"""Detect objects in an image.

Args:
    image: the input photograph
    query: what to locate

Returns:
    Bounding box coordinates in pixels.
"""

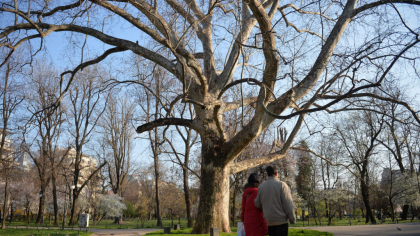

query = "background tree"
[336,111,384,224]
[294,140,313,204]
[163,103,199,228]
[67,66,108,225]
[0,51,23,229]
[99,93,135,224]
[23,62,65,225]
[94,194,127,223]
[377,90,418,220]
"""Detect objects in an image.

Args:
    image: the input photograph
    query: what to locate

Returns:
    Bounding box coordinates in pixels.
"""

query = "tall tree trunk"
[36,186,46,224]
[52,172,59,226]
[389,199,395,222]
[9,202,13,224]
[183,164,193,228]
[1,177,9,229]
[411,204,415,220]
[154,156,162,227]
[325,199,329,218]
[153,74,162,228]
[231,189,236,227]
[70,192,79,226]
[360,181,376,224]
[92,208,97,226]
[192,161,230,233]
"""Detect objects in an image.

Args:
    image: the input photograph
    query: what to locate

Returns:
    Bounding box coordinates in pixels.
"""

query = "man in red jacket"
[254,166,296,236]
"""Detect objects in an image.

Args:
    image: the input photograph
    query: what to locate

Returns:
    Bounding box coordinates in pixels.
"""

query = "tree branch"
[0,23,179,76]
[136,118,197,134]
[353,1,420,17]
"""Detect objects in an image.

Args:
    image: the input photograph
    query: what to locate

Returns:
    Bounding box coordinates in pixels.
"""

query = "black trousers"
[268,223,289,236]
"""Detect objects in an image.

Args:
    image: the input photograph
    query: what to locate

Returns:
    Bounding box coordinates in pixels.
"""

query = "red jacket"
[241,186,268,236]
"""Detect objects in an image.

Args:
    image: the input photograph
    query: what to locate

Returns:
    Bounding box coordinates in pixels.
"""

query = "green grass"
[145,228,333,236]
[0,228,92,236]
[87,219,186,229]
[289,217,420,227]
[0,218,181,229]
[6,216,420,230]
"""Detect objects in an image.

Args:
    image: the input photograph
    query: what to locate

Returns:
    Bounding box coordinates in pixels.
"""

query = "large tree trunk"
[192,161,230,233]
[1,177,9,229]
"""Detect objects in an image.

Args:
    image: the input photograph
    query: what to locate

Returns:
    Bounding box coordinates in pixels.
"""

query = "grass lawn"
[87,219,187,229]
[0,219,178,229]
[0,228,92,236]
[146,228,333,236]
[289,217,420,227]
[6,216,419,230]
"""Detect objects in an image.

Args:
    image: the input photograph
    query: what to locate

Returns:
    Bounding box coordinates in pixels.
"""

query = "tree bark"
[192,161,230,233]
[230,189,236,227]
[360,180,376,224]
[182,128,194,228]
[36,185,47,224]
[1,176,9,229]
[52,171,59,226]
[183,161,193,228]
[70,193,79,226]
[389,199,395,221]
[153,73,162,228]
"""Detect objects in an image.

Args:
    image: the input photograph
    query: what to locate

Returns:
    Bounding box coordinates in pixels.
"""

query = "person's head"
[247,173,260,184]
[266,165,278,177]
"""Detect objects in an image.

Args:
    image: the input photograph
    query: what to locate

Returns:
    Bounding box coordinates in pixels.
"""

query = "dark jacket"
[241,185,268,236]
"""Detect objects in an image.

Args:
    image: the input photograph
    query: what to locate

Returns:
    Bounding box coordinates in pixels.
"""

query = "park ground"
[29,217,418,229]
[1,218,420,235]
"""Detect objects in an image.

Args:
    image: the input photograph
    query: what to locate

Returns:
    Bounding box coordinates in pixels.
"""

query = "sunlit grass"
[0,228,92,236]
[289,217,420,227]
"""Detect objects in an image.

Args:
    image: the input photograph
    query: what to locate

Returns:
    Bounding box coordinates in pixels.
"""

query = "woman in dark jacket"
[241,173,268,236]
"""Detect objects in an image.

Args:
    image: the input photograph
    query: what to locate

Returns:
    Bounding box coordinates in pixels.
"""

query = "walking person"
[254,166,296,236]
[241,173,268,236]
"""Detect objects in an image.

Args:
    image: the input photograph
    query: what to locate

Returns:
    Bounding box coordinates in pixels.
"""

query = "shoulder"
[278,181,290,190]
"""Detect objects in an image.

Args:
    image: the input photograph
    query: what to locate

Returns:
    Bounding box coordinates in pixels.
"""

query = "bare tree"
[164,103,199,228]
[23,63,68,226]
[377,91,418,220]
[2,0,420,232]
[99,93,135,224]
[0,53,23,228]
[67,66,108,225]
[336,111,384,224]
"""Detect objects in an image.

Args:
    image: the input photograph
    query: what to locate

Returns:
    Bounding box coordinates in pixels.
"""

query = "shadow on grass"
[145,228,332,236]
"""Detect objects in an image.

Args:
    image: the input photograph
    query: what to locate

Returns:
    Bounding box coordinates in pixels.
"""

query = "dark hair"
[248,173,260,184]
[266,165,278,176]
[244,173,260,189]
